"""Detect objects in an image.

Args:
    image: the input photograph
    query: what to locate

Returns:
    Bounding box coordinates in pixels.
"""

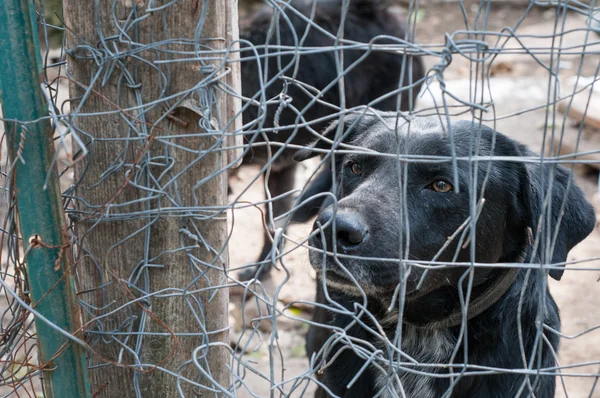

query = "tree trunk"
[63,0,239,396]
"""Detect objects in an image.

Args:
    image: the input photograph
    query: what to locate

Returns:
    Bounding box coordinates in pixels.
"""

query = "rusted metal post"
[0,0,91,397]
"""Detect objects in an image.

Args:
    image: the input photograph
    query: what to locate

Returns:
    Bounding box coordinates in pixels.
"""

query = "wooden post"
[63,0,240,396]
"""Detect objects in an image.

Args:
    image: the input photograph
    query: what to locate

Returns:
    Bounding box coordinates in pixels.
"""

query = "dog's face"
[295,112,595,299]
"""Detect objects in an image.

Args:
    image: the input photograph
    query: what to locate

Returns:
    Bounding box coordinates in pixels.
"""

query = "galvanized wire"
[1,0,600,397]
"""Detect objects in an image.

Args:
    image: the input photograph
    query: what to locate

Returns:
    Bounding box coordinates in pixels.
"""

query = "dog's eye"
[349,162,362,176]
[429,180,453,193]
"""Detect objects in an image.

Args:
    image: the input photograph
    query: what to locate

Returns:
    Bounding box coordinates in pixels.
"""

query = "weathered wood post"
[63,0,241,395]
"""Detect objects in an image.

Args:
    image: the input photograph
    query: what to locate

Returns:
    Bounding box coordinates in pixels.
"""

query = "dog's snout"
[315,209,368,251]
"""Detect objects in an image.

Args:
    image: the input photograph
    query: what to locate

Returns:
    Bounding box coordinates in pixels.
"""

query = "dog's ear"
[472,124,596,281]
[293,112,367,162]
[504,137,596,281]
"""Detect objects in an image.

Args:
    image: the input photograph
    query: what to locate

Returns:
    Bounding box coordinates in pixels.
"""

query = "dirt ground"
[228,3,600,398]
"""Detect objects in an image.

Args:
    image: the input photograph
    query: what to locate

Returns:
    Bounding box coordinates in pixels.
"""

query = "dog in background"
[294,112,596,397]
[235,0,425,281]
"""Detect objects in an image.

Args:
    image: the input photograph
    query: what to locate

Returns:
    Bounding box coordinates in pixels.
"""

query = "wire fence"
[1,0,600,396]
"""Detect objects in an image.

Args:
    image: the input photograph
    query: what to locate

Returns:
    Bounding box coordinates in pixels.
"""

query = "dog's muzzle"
[310,208,369,253]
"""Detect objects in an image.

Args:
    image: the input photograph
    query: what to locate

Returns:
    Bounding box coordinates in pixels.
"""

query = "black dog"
[236,0,424,281]
[294,112,596,397]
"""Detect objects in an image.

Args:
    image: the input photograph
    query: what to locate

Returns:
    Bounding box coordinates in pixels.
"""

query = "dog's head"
[294,111,595,300]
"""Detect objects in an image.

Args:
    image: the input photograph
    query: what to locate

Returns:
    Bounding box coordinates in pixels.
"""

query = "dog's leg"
[238,165,297,281]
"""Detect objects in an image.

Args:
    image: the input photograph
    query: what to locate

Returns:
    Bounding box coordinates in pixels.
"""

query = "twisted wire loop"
[1,0,600,397]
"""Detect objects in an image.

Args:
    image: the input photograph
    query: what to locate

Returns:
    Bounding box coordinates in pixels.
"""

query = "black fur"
[295,112,596,397]
[236,0,425,280]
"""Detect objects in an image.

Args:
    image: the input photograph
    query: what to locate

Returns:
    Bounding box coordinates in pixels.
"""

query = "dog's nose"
[314,209,368,251]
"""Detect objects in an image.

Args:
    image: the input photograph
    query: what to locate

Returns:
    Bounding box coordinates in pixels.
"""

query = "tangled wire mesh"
[1,0,600,397]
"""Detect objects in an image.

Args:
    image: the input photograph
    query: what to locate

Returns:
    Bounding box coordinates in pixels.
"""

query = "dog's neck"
[381,239,532,330]
[322,241,558,398]
[401,267,521,329]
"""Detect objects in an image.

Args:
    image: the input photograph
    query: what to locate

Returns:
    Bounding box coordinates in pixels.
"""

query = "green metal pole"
[0,1,91,397]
